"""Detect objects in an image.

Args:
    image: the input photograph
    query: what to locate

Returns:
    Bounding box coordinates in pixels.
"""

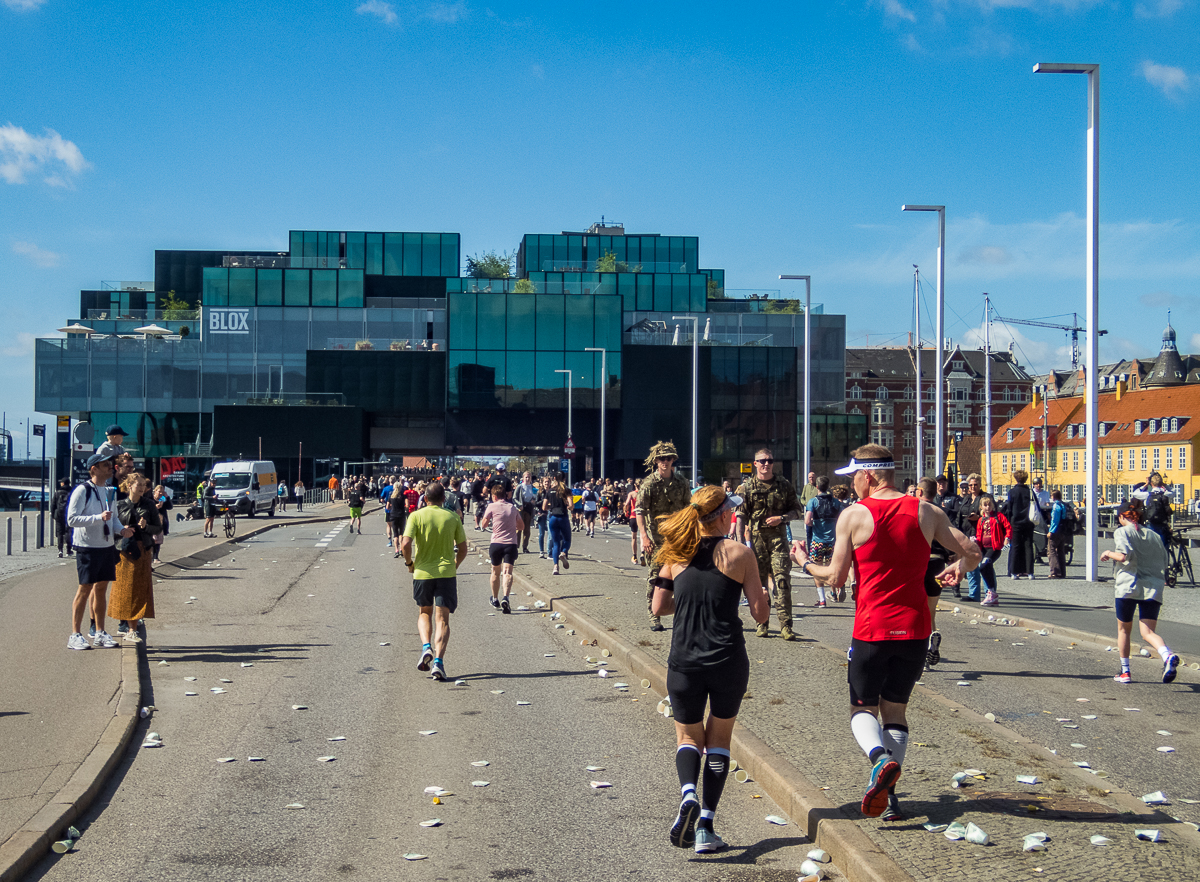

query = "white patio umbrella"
[57,323,96,334]
[132,324,172,337]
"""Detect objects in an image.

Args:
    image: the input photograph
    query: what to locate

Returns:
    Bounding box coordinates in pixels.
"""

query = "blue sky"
[2,0,1198,453]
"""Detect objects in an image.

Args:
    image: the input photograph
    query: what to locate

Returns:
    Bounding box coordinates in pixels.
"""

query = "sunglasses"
[756,458,774,465]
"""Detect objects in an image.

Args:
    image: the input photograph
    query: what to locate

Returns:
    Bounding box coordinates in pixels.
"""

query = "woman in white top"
[1099,498,1180,684]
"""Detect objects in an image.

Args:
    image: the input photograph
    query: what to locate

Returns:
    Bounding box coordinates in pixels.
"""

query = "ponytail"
[655,486,728,567]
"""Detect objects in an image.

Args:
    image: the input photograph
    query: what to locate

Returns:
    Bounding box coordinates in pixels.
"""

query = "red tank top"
[852,495,932,642]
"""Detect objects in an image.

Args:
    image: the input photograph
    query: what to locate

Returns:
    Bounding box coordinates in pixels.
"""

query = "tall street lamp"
[1035,61,1100,582]
[584,347,606,481]
[778,275,811,481]
[671,316,699,488]
[901,205,945,474]
[555,369,573,488]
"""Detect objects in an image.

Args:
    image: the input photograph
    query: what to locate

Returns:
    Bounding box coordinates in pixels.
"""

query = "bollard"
[37,512,44,549]
[6,518,10,556]
[22,515,28,552]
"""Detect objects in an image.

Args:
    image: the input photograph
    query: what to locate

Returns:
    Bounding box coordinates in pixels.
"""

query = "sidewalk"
[498,533,1200,882]
[0,502,353,882]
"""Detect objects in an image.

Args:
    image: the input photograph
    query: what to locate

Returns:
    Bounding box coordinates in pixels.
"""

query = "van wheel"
[248,504,257,518]
[268,501,276,518]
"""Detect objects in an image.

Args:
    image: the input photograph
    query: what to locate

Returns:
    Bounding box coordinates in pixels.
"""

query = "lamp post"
[671,316,699,488]
[901,204,945,474]
[584,347,606,482]
[779,275,811,481]
[33,424,45,548]
[1035,61,1100,583]
[555,369,573,488]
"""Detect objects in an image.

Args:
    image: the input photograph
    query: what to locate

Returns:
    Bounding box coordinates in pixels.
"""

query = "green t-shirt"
[403,505,467,580]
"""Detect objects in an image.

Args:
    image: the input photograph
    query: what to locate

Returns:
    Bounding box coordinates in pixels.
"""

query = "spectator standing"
[515,472,539,553]
[1046,489,1068,578]
[957,474,987,601]
[804,476,844,608]
[66,452,131,650]
[1006,470,1035,579]
[202,478,218,538]
[535,476,552,558]
[294,479,305,513]
[277,479,288,512]
[636,442,692,632]
[110,473,161,644]
[400,483,468,682]
[52,478,73,558]
[151,484,171,563]
[974,495,1010,607]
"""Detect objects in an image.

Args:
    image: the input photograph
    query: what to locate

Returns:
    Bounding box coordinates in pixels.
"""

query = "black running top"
[665,537,747,672]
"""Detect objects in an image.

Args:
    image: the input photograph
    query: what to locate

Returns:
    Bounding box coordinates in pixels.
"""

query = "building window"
[1117,449,1124,471]
[1166,448,1173,470]
[1077,423,1085,438]
[1009,409,1016,420]
[872,403,894,425]
[1181,447,1187,471]
[1006,429,1014,443]
[902,454,915,472]
[1099,422,1107,437]
[953,360,964,370]
[925,455,935,473]
[1105,450,1112,471]
[1153,448,1161,470]
[870,429,894,448]
[1141,448,1148,471]
[1066,425,1075,439]
[1135,420,1143,435]
[903,406,914,425]
[1073,451,1079,472]
[850,384,862,400]
[1129,449,1136,471]
[903,431,914,449]
[876,386,888,401]
[1150,419,1158,434]
[1171,418,1179,433]
[1001,454,1008,473]
[1020,454,1026,470]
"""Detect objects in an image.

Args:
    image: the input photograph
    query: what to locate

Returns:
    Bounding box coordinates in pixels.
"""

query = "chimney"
[1116,379,1127,400]
[1032,388,1041,408]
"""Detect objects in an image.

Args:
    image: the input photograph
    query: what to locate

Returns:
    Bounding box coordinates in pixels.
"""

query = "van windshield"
[212,473,251,490]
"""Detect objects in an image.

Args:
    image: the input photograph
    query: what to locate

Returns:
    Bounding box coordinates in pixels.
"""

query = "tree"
[513,278,537,293]
[158,290,193,310]
[595,251,617,273]
[466,250,514,279]
[707,279,725,300]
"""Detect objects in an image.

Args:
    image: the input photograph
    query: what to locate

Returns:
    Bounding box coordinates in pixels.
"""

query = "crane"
[991,312,1107,369]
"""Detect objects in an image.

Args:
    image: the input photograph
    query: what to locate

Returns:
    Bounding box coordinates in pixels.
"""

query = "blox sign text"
[208,308,251,334]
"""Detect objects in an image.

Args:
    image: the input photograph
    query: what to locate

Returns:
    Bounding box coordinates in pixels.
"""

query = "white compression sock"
[850,712,886,759]
[1160,645,1173,661]
[816,585,827,603]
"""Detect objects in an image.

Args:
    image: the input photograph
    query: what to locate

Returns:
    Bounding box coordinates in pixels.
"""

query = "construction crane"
[991,312,1107,369]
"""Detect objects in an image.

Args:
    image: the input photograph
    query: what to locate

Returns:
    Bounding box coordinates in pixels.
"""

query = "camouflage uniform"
[735,474,801,636]
[635,469,691,624]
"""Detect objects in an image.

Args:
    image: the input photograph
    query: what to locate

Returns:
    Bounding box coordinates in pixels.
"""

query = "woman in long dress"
[109,473,161,644]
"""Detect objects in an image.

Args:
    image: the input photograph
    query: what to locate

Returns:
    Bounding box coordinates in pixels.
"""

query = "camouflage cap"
[643,440,679,472]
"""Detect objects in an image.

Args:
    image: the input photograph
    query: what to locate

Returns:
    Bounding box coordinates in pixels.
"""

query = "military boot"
[755,622,770,638]
[780,625,798,641]
[650,616,665,632]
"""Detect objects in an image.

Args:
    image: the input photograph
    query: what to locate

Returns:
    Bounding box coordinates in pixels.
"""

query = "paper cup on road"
[640,679,651,689]
[734,769,750,784]
[601,649,611,658]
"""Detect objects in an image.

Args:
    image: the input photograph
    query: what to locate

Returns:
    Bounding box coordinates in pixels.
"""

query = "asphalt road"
[25,514,827,882]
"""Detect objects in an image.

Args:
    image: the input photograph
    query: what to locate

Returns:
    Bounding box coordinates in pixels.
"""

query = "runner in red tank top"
[791,444,980,820]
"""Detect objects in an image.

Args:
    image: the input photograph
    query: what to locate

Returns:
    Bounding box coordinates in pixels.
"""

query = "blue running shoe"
[669,795,700,848]
[1163,653,1180,684]
[693,827,726,853]
[417,647,433,672]
[861,756,901,818]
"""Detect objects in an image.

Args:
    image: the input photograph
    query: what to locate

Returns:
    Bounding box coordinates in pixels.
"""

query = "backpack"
[1146,492,1171,525]
[1059,503,1078,533]
[442,489,462,514]
[812,494,840,523]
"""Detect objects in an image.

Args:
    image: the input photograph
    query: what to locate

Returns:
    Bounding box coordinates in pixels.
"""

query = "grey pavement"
[503,523,1200,882]
[19,510,824,882]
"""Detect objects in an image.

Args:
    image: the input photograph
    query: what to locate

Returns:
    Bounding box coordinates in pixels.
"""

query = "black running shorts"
[413,577,458,613]
[76,546,117,585]
[1115,597,1162,623]
[489,543,518,566]
[847,638,927,707]
[667,655,751,725]
[924,558,946,598]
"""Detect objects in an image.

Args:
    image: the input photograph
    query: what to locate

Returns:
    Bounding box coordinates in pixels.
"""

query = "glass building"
[35,223,846,486]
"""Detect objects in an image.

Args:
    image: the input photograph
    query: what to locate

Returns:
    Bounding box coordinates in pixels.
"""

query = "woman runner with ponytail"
[651,486,770,854]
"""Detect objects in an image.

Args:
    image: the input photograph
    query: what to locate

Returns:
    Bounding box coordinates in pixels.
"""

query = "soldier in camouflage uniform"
[735,447,802,640]
[635,441,692,632]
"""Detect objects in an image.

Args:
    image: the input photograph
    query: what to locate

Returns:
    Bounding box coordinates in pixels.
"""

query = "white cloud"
[12,240,61,268]
[423,0,467,22]
[1135,0,1184,18]
[902,33,924,52]
[3,0,48,10]
[958,245,1012,265]
[1139,60,1190,98]
[876,0,917,21]
[955,0,1103,10]
[2,332,36,359]
[356,0,397,24]
[0,124,90,187]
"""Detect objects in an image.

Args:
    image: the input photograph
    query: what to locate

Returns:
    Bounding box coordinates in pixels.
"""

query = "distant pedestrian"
[1046,489,1068,578]
[294,480,305,513]
[110,473,161,644]
[277,480,288,512]
[151,484,171,563]
[543,474,572,575]
[973,495,1010,607]
[651,485,769,853]
[804,475,844,608]
[1101,498,1179,685]
[400,482,468,682]
[515,472,538,552]
[347,482,364,533]
[66,451,132,650]
[52,478,73,558]
[1006,470,1035,579]
[636,441,691,632]
[386,481,407,556]
[202,478,218,538]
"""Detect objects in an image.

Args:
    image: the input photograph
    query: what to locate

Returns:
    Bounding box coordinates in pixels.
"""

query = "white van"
[210,460,279,517]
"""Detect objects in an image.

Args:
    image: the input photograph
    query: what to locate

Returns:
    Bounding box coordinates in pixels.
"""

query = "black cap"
[86,451,116,469]
[105,424,127,437]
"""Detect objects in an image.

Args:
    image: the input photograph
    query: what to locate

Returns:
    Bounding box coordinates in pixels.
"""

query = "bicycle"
[1166,529,1193,587]
[220,504,237,539]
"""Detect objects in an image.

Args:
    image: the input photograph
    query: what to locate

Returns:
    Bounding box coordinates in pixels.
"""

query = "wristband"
[802,561,813,576]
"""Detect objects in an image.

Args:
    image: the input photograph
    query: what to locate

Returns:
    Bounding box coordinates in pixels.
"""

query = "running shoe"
[489,596,501,610]
[552,565,559,576]
[430,660,447,681]
[93,630,117,648]
[117,620,129,634]
[349,525,353,534]
[861,755,902,818]
[89,619,96,638]
[669,795,700,848]
[881,794,904,822]
[560,552,569,570]
[500,596,511,614]
[123,631,143,644]
[417,647,434,672]
[67,633,91,651]
[927,630,942,666]
[980,591,999,607]
[693,828,726,853]
[816,601,827,608]
[1163,653,1180,684]
[1114,671,1132,684]
[394,551,400,559]
[835,586,847,603]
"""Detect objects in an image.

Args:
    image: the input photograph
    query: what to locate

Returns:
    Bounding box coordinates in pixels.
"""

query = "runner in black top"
[651,486,769,855]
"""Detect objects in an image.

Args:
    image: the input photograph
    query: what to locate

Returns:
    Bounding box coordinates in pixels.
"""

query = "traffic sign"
[564,438,576,455]
[740,462,752,474]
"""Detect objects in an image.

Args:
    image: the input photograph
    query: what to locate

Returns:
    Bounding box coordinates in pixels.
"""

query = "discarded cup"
[1157,746,1176,753]
[590,781,612,789]
[402,854,427,861]
[1135,829,1164,842]
[1090,835,1113,846]
[806,849,830,863]
[1142,791,1169,805]
[471,780,489,787]
[285,803,305,809]
[601,649,612,658]
[734,769,750,784]
[765,815,788,826]
[923,823,948,832]
[419,819,443,827]
[640,679,651,688]
[944,822,967,841]
[598,670,609,678]
[1017,775,1039,785]
[317,756,336,762]
[1023,835,1046,852]
[472,761,490,767]
[292,705,308,711]
[965,822,989,845]
[799,860,825,879]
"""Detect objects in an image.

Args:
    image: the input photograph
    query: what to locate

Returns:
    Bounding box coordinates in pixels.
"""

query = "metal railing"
[323,338,445,352]
[85,309,199,321]
[539,259,694,274]
[223,255,346,269]
[236,392,347,407]
[623,329,775,347]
